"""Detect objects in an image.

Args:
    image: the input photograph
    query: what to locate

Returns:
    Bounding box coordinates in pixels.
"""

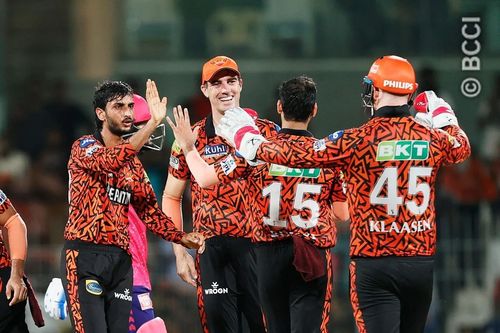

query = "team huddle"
[0,54,470,333]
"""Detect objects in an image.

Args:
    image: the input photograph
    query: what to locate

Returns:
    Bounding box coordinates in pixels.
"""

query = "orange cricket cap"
[201,56,240,84]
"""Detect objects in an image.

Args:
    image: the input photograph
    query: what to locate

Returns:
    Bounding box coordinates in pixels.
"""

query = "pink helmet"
[122,94,165,151]
[133,94,151,124]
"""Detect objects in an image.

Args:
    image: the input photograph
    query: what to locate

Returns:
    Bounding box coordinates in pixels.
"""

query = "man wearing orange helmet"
[216,55,471,333]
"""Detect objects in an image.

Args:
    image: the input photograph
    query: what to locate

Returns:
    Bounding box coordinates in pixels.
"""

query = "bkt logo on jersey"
[383,80,414,90]
[205,144,227,157]
[376,140,429,161]
[269,164,320,178]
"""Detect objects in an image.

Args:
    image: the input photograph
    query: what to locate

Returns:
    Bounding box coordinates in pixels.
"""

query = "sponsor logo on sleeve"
[0,190,6,205]
[169,156,180,169]
[221,155,237,175]
[171,141,182,154]
[313,139,326,151]
[328,130,344,142]
[137,292,153,310]
[80,138,96,148]
[85,146,99,157]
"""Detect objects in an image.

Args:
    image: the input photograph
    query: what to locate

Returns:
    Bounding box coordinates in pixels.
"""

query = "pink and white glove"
[413,90,458,128]
[216,107,266,161]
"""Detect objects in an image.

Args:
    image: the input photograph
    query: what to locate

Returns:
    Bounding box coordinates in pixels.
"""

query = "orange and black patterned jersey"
[256,105,471,257]
[168,111,279,239]
[0,190,12,268]
[214,129,346,248]
[65,132,185,251]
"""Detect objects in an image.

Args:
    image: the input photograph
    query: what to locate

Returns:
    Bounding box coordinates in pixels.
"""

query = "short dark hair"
[278,76,317,122]
[93,80,133,130]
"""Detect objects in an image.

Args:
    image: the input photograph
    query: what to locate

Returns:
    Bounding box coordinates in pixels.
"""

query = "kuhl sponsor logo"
[376,140,429,161]
[204,282,228,295]
[205,144,228,157]
[269,164,320,178]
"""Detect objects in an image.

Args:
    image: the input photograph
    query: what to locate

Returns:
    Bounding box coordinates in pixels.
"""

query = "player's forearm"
[146,215,186,244]
[5,213,27,261]
[10,259,25,279]
[128,118,161,151]
[162,193,183,230]
[185,151,219,188]
[442,125,471,164]
[332,202,349,222]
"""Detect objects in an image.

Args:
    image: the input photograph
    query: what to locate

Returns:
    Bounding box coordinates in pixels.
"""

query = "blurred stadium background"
[0,0,499,332]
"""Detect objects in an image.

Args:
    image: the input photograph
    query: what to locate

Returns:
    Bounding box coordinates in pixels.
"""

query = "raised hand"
[145,79,168,125]
[166,106,199,153]
[413,90,458,129]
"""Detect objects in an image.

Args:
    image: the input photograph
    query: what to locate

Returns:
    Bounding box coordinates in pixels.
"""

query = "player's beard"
[107,116,133,136]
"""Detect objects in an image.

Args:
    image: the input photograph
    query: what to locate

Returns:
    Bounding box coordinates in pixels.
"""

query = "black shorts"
[254,239,333,333]
[196,236,266,333]
[61,240,133,333]
[0,266,28,333]
[349,256,434,333]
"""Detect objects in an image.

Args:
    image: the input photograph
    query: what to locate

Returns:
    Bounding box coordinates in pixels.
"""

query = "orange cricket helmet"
[367,55,418,95]
[362,55,418,117]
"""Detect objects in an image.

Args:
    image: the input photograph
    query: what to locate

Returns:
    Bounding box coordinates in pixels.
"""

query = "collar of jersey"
[373,105,411,118]
[205,113,217,138]
[279,128,314,137]
[94,130,105,145]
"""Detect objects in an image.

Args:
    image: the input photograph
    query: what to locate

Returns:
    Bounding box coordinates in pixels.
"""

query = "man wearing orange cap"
[162,56,278,333]
[217,55,471,333]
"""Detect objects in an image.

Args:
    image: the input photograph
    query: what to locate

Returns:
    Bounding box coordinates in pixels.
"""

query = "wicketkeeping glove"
[413,90,458,128]
[44,278,67,320]
[216,107,267,161]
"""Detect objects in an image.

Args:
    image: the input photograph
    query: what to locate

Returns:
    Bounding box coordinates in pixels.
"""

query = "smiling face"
[96,94,135,136]
[201,69,243,118]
